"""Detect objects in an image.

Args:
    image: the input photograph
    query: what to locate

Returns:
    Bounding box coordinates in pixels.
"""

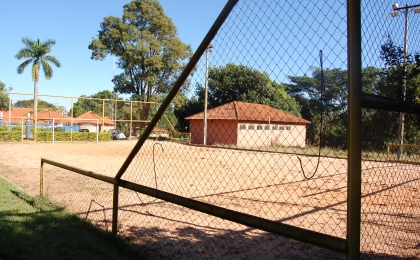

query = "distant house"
[185,101,310,148]
[74,111,115,132]
[0,108,70,125]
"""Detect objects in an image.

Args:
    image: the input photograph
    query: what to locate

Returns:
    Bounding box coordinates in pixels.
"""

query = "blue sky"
[0,0,227,109]
[2,0,419,111]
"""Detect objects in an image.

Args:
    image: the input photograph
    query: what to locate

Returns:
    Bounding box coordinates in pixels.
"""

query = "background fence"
[0,92,181,142]
[38,0,420,259]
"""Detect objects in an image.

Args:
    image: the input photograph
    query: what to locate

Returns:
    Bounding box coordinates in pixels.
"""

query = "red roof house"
[74,111,115,132]
[185,101,310,148]
[0,108,70,124]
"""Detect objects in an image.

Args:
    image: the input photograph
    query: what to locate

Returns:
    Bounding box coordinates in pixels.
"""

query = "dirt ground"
[0,140,419,259]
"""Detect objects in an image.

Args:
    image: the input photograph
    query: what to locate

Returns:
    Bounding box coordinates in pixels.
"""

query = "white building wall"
[237,123,307,148]
[78,123,114,132]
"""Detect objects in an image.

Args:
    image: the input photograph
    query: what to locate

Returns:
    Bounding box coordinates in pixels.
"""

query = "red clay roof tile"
[185,101,310,124]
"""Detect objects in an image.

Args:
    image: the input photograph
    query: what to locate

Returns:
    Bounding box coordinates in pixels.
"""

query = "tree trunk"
[32,80,38,140]
[139,102,151,130]
[33,80,38,118]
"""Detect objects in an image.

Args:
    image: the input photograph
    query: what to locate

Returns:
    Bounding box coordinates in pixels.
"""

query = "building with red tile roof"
[0,108,70,124]
[0,109,115,133]
[185,101,310,148]
[74,111,115,132]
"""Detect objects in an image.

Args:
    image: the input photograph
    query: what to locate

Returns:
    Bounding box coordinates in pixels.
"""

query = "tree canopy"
[0,81,8,110]
[199,63,301,115]
[88,0,192,125]
[13,99,66,114]
[287,67,348,147]
[70,90,118,118]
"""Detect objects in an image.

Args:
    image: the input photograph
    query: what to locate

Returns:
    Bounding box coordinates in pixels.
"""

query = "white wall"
[237,123,307,148]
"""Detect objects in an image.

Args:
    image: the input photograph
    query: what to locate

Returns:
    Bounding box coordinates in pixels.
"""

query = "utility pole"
[203,44,213,145]
[8,84,12,132]
[391,3,420,160]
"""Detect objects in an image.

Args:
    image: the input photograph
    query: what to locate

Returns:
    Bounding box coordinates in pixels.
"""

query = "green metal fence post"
[347,0,362,258]
[112,183,119,236]
[40,159,44,195]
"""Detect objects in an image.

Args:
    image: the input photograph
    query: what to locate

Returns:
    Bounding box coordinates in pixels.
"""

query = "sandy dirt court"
[0,140,419,259]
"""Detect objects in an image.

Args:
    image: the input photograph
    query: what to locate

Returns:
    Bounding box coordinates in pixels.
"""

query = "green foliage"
[0,131,22,141]
[36,132,112,142]
[202,63,302,116]
[15,38,61,82]
[15,37,61,120]
[361,36,420,151]
[89,0,192,123]
[70,90,118,117]
[0,131,111,142]
[0,81,9,110]
[287,67,348,148]
[14,99,58,110]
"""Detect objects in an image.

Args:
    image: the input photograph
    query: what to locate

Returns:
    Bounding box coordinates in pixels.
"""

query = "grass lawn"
[0,176,151,260]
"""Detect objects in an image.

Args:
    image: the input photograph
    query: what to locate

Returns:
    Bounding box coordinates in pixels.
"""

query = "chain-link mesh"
[42,163,114,231]
[39,0,420,259]
[118,0,348,259]
[361,0,420,258]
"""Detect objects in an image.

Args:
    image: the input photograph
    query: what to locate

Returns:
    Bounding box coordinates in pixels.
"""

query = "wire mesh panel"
[360,110,420,258]
[117,0,349,258]
[37,0,420,258]
[361,0,420,258]
[42,163,114,231]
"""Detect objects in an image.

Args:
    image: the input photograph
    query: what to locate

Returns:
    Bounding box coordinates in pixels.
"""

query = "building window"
[272,125,278,130]
[286,126,291,131]
[264,125,270,130]
[280,126,285,131]
[239,124,246,130]
[257,125,263,130]
[248,124,255,130]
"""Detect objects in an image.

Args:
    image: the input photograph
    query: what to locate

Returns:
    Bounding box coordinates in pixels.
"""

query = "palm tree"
[15,37,61,120]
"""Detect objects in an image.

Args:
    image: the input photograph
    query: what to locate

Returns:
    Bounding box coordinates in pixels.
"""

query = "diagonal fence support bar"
[117,179,348,253]
[41,158,116,185]
[347,0,362,259]
[114,0,239,180]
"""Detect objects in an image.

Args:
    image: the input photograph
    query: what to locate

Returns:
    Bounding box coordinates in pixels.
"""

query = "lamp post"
[8,85,12,132]
[391,3,420,160]
[203,44,213,145]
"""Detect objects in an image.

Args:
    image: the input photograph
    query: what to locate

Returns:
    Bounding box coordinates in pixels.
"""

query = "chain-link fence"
[361,0,420,258]
[39,0,420,259]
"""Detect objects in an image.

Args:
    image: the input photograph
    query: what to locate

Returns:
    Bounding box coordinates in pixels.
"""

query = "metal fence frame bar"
[347,0,362,259]
[117,179,348,252]
[40,158,347,252]
[362,93,420,113]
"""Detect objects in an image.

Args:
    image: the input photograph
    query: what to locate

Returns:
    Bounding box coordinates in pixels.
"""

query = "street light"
[203,43,213,145]
[390,2,420,160]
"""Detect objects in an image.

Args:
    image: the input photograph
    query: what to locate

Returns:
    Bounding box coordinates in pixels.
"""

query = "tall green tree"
[15,38,61,120]
[287,67,348,148]
[200,63,301,115]
[361,37,420,151]
[88,0,192,127]
[0,81,9,110]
